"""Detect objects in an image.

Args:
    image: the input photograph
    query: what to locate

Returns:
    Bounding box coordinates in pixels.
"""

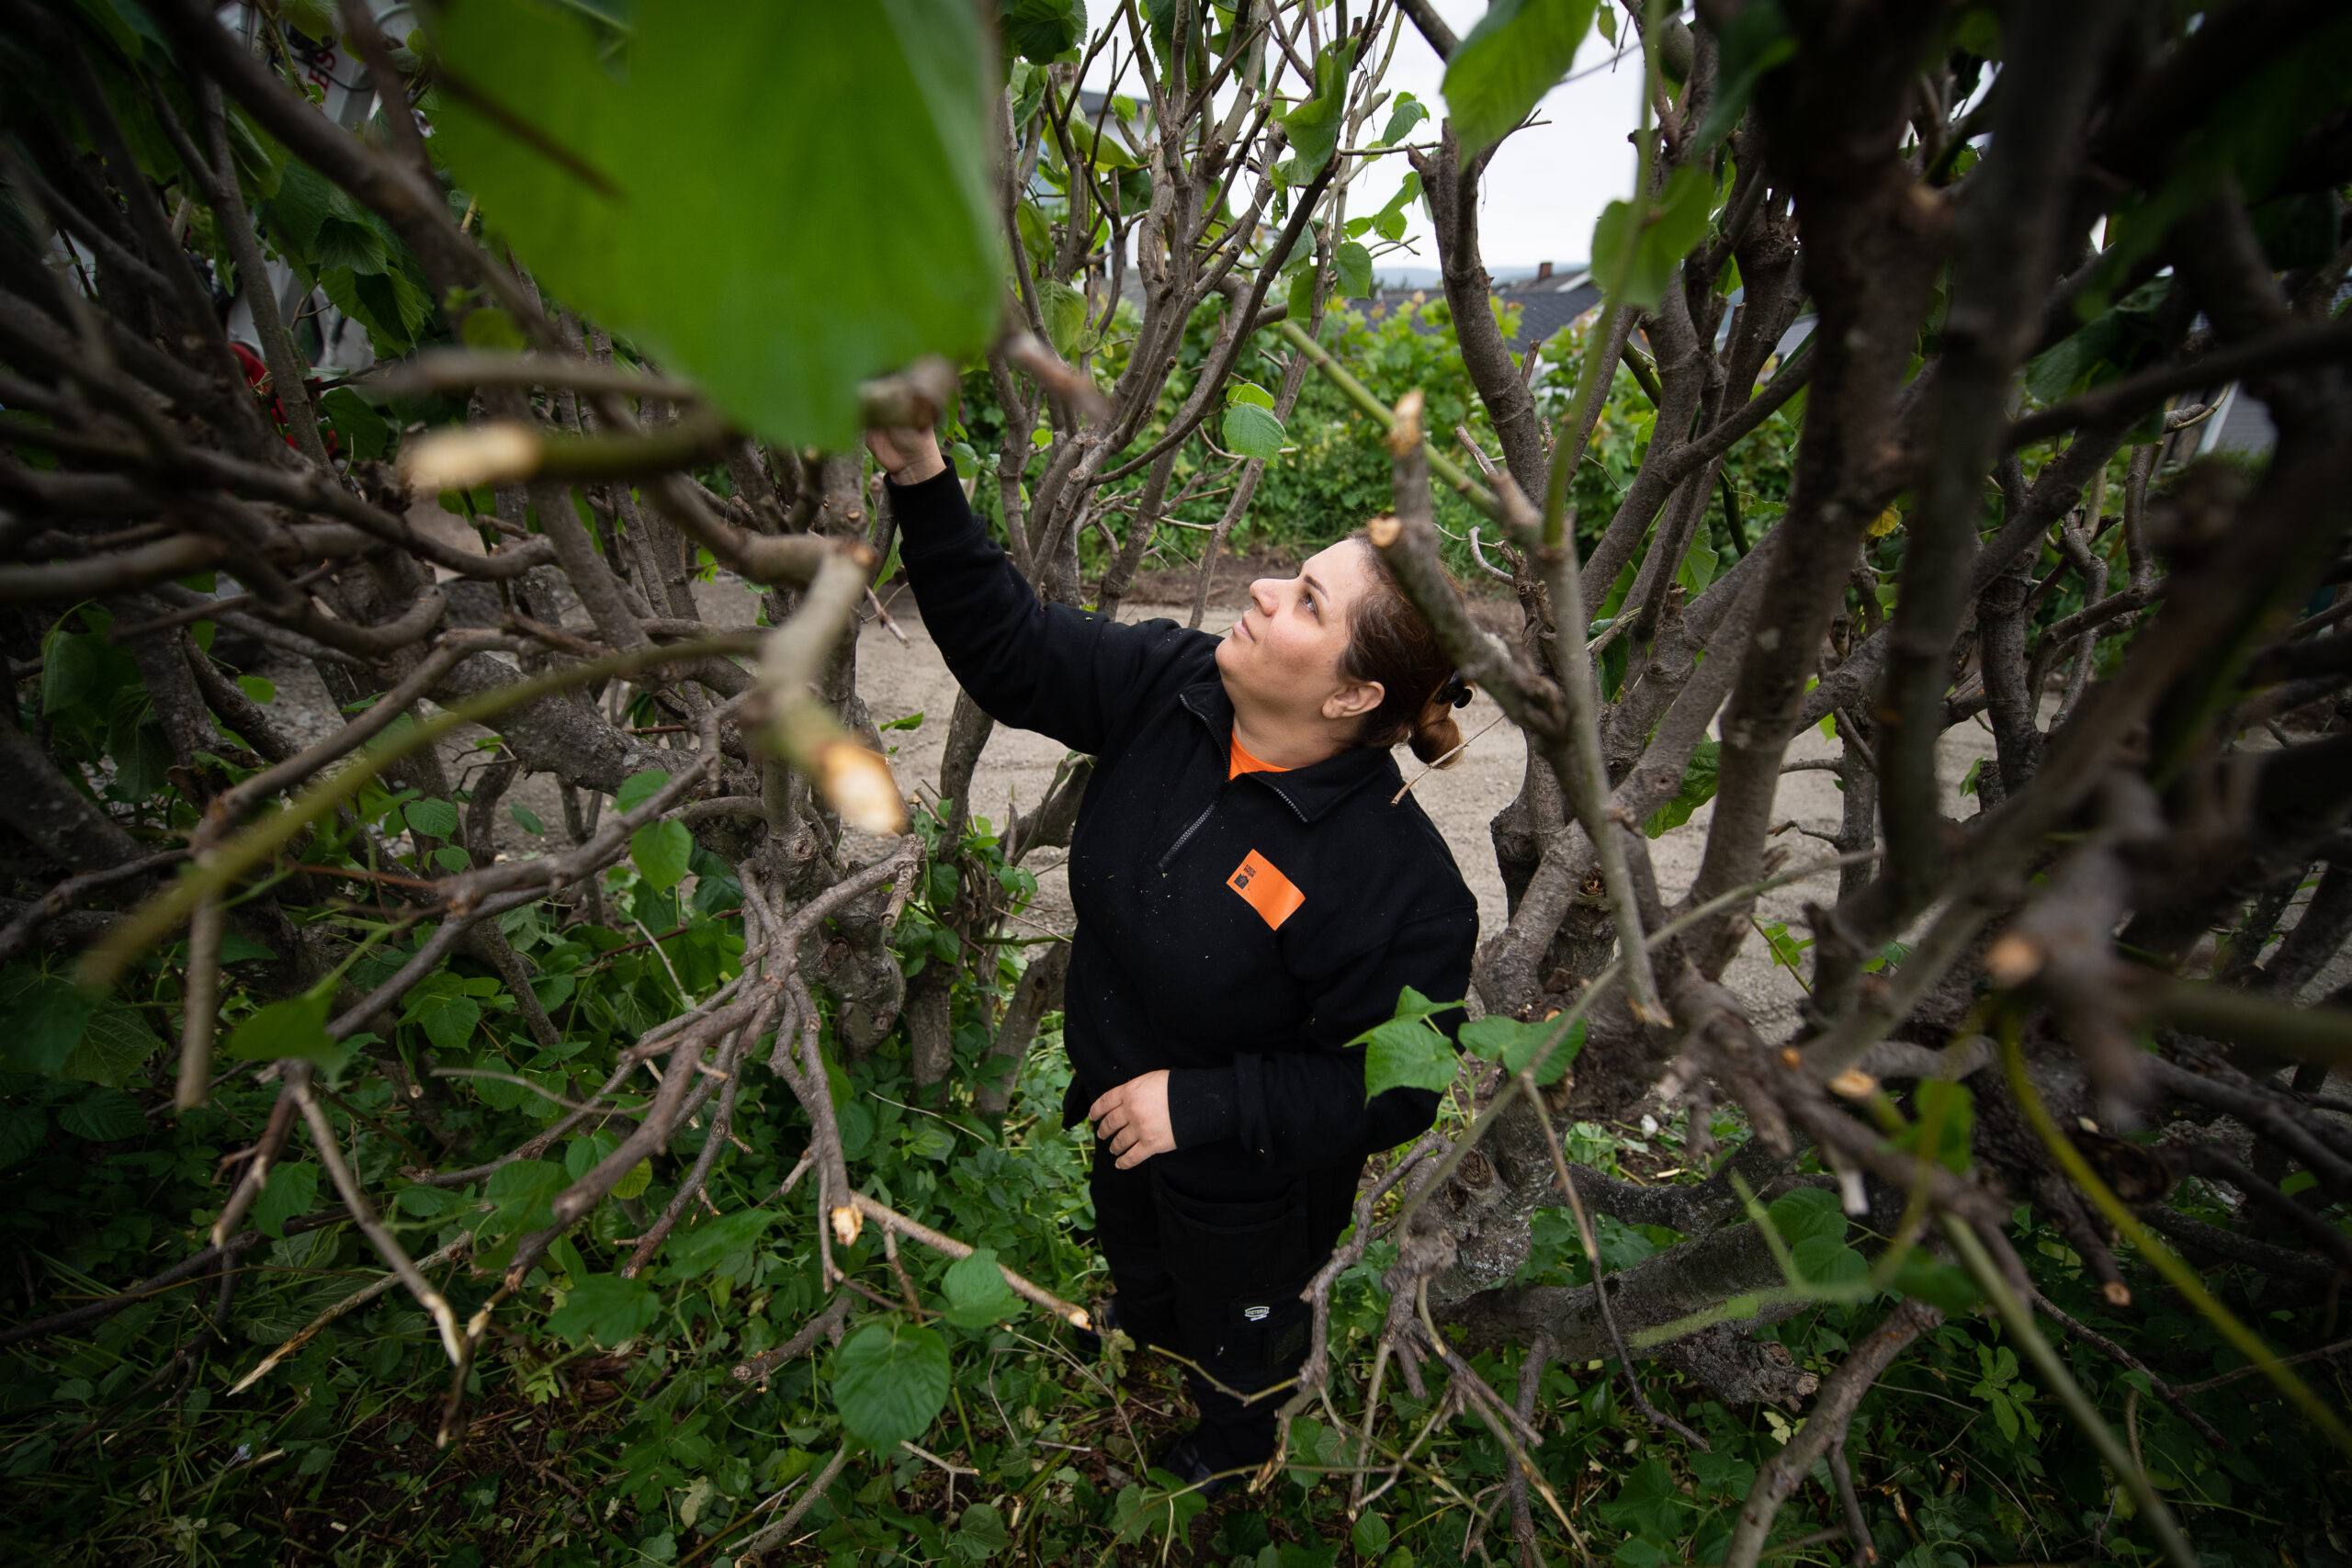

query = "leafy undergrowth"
[6,1059,2346,1566]
[2,816,2346,1564]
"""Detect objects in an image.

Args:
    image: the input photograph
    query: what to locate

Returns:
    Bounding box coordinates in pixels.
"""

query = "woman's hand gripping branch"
[865,423,946,486]
[1089,1071,1175,1169]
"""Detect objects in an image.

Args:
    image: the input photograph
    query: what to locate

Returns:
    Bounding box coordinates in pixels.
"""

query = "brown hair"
[1340,532,1471,767]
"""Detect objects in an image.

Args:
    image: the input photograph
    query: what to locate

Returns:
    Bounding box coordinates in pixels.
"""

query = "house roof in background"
[1359,267,1604,350]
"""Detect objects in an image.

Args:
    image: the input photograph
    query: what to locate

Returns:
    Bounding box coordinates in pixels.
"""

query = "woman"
[868,423,1477,1493]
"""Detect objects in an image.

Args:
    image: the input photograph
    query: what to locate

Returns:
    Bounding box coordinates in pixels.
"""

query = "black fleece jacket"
[889,460,1477,1178]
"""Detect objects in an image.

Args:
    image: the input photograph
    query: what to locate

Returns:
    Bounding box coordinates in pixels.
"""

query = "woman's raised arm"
[871,426,1215,759]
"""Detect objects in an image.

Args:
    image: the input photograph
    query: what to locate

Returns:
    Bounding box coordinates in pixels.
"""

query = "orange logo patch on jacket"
[1227,851,1306,930]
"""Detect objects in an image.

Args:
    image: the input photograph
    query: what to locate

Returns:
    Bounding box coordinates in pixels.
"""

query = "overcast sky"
[1347,0,1645,278]
[1082,1,1645,282]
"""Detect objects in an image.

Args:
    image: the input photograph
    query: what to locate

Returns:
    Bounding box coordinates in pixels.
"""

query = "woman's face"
[1215,539,1385,727]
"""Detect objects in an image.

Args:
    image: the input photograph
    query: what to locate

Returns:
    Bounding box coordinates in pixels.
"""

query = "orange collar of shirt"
[1227,734,1293,780]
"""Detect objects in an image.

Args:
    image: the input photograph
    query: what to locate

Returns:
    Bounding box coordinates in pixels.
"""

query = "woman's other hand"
[865,424,945,485]
[1089,1071,1175,1168]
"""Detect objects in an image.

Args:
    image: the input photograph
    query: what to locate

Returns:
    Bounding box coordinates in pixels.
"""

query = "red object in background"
[230,340,340,458]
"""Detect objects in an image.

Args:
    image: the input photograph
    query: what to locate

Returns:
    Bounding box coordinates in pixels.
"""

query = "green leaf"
[487,1158,568,1234]
[615,768,671,813]
[1692,0,1794,149]
[1889,1251,1980,1315]
[0,1104,45,1170]
[2022,278,2170,403]
[61,998,164,1089]
[235,674,276,705]
[1790,1234,1868,1286]
[222,989,344,1066]
[1765,1187,1844,1248]
[41,631,98,716]
[57,1089,145,1143]
[1363,1017,1456,1102]
[413,994,482,1053]
[1040,278,1091,361]
[548,1272,662,1347]
[1441,0,1602,158]
[1000,0,1086,63]
[1280,42,1351,176]
[1286,266,1318,326]
[954,1501,1014,1554]
[511,802,547,836]
[832,1320,953,1450]
[320,387,391,461]
[1222,401,1286,462]
[613,1158,654,1201]
[565,1131,620,1181]
[1591,162,1714,311]
[1677,530,1719,596]
[1227,379,1275,410]
[430,0,1001,448]
[0,972,96,1077]
[217,931,277,964]
[630,819,695,892]
[404,798,460,839]
[1333,240,1374,300]
[1065,116,1138,171]
[396,1183,454,1219]
[253,1162,322,1239]
[1892,1079,1975,1173]
[942,1247,1022,1328]
[662,1209,774,1279]
[1457,1013,1583,1086]
[1379,93,1427,147]
[1352,1512,1392,1556]
[1642,738,1720,838]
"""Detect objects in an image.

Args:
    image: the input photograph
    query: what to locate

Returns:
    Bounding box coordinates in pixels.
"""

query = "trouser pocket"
[1148,1171,1312,1303]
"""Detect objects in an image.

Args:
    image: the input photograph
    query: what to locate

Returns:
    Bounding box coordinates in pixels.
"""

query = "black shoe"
[1153,1429,1236,1499]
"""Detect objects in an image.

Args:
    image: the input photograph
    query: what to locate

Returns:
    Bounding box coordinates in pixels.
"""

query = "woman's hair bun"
[1408,701,1464,767]
[1342,529,1475,767]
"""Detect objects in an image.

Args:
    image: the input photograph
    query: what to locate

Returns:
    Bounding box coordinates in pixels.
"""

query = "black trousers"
[1089,1143,1363,1469]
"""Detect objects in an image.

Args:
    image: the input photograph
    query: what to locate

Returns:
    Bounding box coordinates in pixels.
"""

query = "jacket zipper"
[1154,784,1226,874]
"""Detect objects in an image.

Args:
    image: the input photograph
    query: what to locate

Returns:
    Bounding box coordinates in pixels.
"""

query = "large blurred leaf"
[832,1320,952,1450]
[2085,8,2352,315]
[430,0,1000,446]
[2023,279,2169,404]
[1442,0,1601,157]
[1692,0,1794,150]
[1592,163,1714,310]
